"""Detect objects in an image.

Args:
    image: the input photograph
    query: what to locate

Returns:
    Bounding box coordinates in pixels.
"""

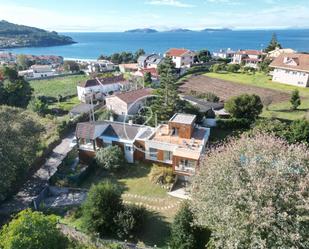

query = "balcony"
[79,142,95,151]
[175,165,195,175]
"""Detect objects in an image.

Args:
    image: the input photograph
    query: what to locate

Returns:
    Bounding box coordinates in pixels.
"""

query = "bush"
[217,118,252,129]
[210,63,226,73]
[95,146,125,170]
[290,89,301,110]
[27,96,48,116]
[114,205,147,239]
[82,181,123,236]
[288,118,309,144]
[227,64,240,73]
[0,209,67,249]
[225,94,263,120]
[149,164,175,185]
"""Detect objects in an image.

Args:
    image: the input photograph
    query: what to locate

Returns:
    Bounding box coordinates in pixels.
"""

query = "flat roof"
[170,113,196,125]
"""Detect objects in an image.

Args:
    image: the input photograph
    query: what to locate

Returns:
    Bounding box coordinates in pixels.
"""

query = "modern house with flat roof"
[270,53,309,87]
[76,113,210,179]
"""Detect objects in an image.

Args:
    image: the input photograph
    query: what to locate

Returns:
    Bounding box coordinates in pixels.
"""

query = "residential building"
[75,113,210,179]
[119,63,139,73]
[18,65,57,79]
[105,88,153,117]
[77,75,129,103]
[232,50,264,68]
[212,48,235,59]
[0,52,16,64]
[133,68,159,81]
[267,48,297,59]
[137,54,164,69]
[83,60,115,75]
[165,48,195,69]
[270,53,309,87]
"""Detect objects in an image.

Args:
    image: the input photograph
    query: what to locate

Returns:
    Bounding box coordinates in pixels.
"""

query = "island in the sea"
[125,28,158,33]
[0,20,76,49]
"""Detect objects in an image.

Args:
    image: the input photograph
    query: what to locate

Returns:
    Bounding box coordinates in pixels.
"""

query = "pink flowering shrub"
[191,133,309,248]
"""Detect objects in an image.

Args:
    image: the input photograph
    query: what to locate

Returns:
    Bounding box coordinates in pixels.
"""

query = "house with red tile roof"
[77,75,129,103]
[105,88,154,117]
[165,48,195,69]
[270,53,309,87]
[232,49,265,69]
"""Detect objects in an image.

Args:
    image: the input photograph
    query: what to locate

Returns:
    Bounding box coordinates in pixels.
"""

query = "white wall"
[77,83,122,102]
[272,68,309,87]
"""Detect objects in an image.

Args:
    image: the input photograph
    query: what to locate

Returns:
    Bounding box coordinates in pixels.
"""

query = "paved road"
[0,133,75,215]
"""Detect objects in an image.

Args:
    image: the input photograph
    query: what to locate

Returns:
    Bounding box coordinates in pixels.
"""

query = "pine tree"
[265,33,282,52]
[150,57,180,123]
[290,89,301,110]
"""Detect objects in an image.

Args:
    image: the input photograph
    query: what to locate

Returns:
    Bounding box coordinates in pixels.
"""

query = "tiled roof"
[236,50,263,55]
[102,122,142,140]
[166,48,192,57]
[76,123,96,139]
[269,53,309,72]
[182,95,224,112]
[79,75,127,88]
[139,68,159,77]
[114,88,153,104]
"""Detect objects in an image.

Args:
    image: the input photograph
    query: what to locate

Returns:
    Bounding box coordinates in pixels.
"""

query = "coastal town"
[0,0,309,248]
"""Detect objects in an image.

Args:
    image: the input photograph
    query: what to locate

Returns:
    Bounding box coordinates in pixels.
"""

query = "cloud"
[146,0,195,8]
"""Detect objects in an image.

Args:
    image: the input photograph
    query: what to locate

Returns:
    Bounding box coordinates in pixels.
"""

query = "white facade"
[106,96,147,116]
[18,65,57,79]
[171,52,195,68]
[272,68,309,87]
[77,83,125,102]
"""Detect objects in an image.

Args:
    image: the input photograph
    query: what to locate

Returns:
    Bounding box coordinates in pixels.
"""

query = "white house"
[77,75,129,103]
[267,48,297,59]
[270,53,309,87]
[213,48,235,59]
[165,48,195,69]
[137,54,164,69]
[84,60,115,75]
[18,65,57,79]
[105,88,153,117]
[232,50,264,69]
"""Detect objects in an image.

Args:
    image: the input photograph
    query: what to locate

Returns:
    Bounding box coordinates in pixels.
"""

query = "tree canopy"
[0,67,32,108]
[225,94,263,120]
[95,145,125,170]
[0,106,43,201]
[0,209,67,249]
[191,133,309,248]
[265,33,282,53]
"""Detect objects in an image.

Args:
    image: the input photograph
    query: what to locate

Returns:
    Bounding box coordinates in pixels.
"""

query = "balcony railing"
[175,165,196,174]
[79,143,95,151]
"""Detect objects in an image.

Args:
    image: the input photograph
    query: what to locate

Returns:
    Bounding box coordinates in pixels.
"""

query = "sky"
[0,0,309,32]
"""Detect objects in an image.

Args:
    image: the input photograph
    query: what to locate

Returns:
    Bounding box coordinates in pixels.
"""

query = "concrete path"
[0,133,75,215]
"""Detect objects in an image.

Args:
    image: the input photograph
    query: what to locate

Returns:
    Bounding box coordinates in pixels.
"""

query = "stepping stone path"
[122,193,184,211]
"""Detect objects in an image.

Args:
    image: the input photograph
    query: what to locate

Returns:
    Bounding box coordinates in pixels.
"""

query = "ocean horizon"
[3,29,309,60]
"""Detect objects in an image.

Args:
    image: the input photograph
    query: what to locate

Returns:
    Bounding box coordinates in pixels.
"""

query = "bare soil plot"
[179,75,290,103]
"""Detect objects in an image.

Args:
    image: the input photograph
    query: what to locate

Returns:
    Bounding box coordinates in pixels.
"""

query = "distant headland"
[0,20,76,49]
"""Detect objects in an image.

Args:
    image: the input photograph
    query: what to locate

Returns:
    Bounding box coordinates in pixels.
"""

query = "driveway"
[0,133,75,215]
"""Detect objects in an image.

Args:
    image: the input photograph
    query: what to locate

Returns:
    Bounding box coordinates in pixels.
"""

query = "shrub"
[0,209,67,249]
[225,94,263,120]
[210,63,226,73]
[217,118,252,129]
[149,164,175,185]
[82,181,123,236]
[191,133,309,248]
[290,89,301,110]
[114,205,147,239]
[288,118,309,144]
[227,64,240,73]
[95,146,125,170]
[27,97,48,116]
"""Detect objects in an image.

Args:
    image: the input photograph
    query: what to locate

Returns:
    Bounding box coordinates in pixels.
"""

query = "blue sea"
[4,29,309,60]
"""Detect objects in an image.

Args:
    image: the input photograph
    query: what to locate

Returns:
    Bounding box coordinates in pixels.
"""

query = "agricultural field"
[181,72,309,121]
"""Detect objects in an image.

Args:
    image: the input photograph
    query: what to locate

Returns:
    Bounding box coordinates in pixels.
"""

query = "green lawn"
[60,163,179,248]
[206,72,309,97]
[30,74,88,98]
[207,72,309,120]
[49,96,80,112]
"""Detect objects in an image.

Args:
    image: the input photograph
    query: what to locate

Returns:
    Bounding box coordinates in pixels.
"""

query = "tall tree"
[265,33,282,52]
[134,48,146,61]
[191,133,309,248]
[0,106,43,201]
[151,57,180,123]
[0,209,67,249]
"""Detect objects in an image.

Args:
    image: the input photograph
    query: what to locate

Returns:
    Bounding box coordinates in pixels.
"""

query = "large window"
[180,159,196,168]
[149,148,157,160]
[163,151,172,162]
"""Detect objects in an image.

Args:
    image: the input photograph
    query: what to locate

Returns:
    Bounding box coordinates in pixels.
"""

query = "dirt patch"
[179,75,290,103]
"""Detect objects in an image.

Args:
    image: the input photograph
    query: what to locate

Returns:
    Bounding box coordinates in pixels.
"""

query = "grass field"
[206,72,309,120]
[30,74,88,98]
